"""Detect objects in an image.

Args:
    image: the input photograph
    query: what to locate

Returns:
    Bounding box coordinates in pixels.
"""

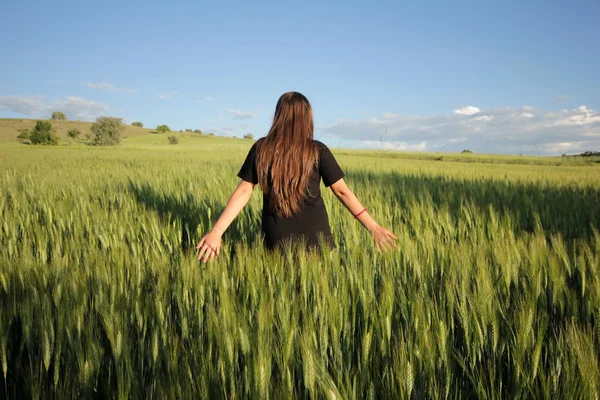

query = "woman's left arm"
[329,178,398,253]
[197,180,255,263]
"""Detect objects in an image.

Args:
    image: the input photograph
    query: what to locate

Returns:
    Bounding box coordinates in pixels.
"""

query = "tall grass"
[1,142,599,398]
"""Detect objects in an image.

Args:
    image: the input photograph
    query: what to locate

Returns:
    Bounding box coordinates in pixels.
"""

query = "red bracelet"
[354,208,367,219]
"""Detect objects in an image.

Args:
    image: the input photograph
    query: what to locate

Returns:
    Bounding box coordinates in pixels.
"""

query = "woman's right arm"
[196,180,255,263]
[329,178,398,252]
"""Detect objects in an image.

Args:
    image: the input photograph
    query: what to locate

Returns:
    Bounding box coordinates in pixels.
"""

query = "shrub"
[90,117,123,146]
[194,129,202,134]
[207,133,215,137]
[51,111,67,120]
[132,121,143,127]
[17,129,30,139]
[185,129,192,133]
[243,133,254,140]
[29,121,58,145]
[156,125,171,133]
[168,135,179,145]
[461,149,473,154]
[67,128,81,139]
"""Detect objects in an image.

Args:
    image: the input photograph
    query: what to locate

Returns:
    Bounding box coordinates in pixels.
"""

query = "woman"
[197,92,397,262]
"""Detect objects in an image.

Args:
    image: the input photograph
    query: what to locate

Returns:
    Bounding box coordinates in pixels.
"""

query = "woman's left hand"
[370,224,399,253]
[196,229,222,263]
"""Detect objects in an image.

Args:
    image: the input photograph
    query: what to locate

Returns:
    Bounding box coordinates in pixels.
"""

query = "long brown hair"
[256,92,318,218]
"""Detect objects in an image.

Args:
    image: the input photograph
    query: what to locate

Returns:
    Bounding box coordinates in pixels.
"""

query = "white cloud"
[526,141,594,154]
[320,105,600,155]
[53,97,109,120]
[223,108,260,119]
[157,92,176,100]
[453,106,480,116]
[553,105,600,126]
[205,96,216,101]
[360,140,428,151]
[206,123,256,136]
[0,96,46,115]
[0,95,108,120]
[84,82,135,93]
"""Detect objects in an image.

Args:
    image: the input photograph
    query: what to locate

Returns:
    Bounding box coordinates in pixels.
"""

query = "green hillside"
[0,118,154,142]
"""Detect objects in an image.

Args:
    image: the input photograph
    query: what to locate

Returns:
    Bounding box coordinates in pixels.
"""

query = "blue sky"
[1,0,599,154]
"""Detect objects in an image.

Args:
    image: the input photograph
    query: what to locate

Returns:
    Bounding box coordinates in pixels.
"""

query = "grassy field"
[1,134,599,398]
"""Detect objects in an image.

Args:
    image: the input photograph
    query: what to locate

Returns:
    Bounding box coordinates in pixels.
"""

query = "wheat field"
[1,136,599,398]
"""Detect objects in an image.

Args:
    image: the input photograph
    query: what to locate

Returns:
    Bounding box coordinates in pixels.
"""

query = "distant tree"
[168,135,179,144]
[194,129,202,134]
[51,111,67,121]
[132,121,143,127]
[156,124,171,133]
[30,121,58,145]
[67,128,81,139]
[90,117,123,146]
[581,151,600,157]
[185,128,193,133]
[461,149,473,154]
[207,133,215,137]
[243,133,254,140]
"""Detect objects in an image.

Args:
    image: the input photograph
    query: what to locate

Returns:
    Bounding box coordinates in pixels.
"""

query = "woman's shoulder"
[312,140,329,150]
[249,137,266,152]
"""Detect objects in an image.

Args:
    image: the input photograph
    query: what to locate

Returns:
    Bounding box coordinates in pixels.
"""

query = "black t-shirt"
[237,140,345,249]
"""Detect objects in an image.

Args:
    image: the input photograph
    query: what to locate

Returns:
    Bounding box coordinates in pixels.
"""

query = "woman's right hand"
[369,224,399,253]
[196,229,223,263]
